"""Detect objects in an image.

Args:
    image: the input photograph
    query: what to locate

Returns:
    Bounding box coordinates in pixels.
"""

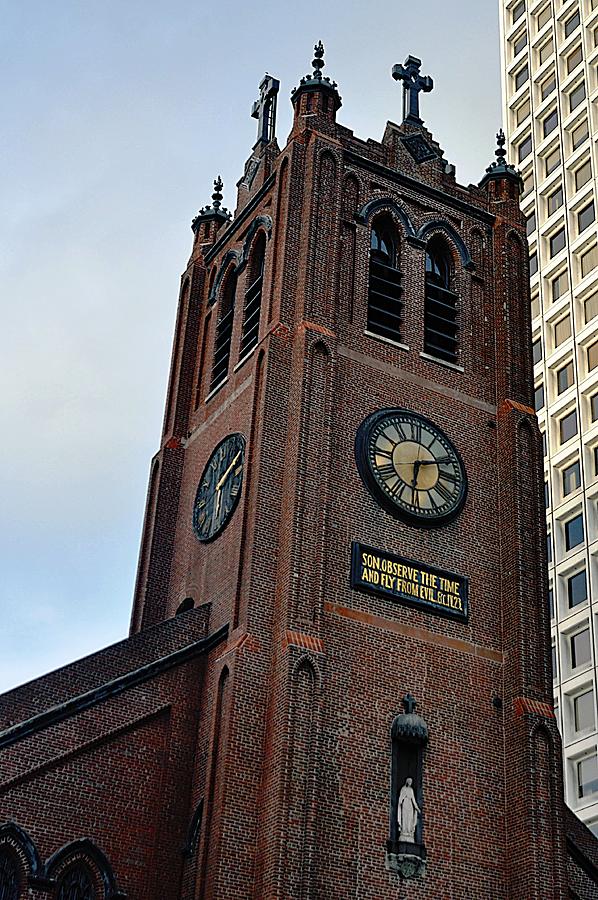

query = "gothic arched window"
[210,268,237,393]
[239,233,266,361]
[367,218,403,343]
[0,850,19,900]
[424,238,459,365]
[56,863,96,900]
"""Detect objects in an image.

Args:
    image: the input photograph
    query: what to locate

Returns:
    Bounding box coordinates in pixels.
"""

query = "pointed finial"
[212,176,223,210]
[478,126,523,190]
[312,40,325,79]
[191,176,231,233]
[495,129,507,165]
[403,693,417,715]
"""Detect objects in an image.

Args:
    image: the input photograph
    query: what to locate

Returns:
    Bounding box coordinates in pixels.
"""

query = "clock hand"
[418,457,451,465]
[411,459,422,491]
[216,451,241,490]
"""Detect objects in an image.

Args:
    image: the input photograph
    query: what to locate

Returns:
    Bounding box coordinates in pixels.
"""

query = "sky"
[0,0,502,693]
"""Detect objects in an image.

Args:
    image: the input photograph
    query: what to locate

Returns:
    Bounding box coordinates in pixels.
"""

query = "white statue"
[397,777,420,843]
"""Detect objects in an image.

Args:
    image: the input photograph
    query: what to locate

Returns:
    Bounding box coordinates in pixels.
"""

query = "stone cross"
[251,74,280,146]
[392,56,433,125]
[403,693,417,715]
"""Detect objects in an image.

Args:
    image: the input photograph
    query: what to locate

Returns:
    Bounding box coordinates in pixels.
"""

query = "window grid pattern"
[57,865,95,900]
[501,0,598,828]
[367,221,403,343]
[239,238,266,361]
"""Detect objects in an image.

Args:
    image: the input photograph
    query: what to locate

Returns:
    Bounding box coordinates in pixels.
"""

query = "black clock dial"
[193,433,246,542]
[355,409,467,527]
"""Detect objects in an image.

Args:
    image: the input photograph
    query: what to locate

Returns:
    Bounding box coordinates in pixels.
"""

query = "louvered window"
[57,865,95,900]
[239,233,266,360]
[0,852,19,900]
[210,270,237,393]
[424,240,458,364]
[367,219,402,343]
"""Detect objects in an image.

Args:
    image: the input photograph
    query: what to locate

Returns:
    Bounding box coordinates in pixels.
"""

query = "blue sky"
[0,0,501,692]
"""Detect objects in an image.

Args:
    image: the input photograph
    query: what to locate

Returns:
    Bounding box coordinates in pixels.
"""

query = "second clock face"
[355,409,467,527]
[192,433,246,542]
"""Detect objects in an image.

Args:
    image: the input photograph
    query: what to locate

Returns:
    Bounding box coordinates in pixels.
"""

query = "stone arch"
[469,227,486,272]
[0,821,42,885]
[199,664,232,900]
[285,654,320,898]
[269,157,289,323]
[529,723,560,890]
[357,197,416,238]
[291,653,322,689]
[516,417,546,692]
[194,307,212,409]
[310,338,331,360]
[507,230,532,402]
[207,266,217,299]
[208,249,241,305]
[239,215,272,269]
[45,838,123,898]
[417,219,474,270]
[342,173,359,219]
[164,278,191,434]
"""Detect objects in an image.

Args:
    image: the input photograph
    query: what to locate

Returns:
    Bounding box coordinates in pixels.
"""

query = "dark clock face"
[355,409,467,527]
[193,433,246,542]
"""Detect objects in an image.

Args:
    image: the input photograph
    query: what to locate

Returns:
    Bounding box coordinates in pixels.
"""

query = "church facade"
[2,44,598,899]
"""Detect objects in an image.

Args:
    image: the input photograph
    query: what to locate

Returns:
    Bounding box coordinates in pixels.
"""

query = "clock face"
[193,433,246,542]
[355,409,467,527]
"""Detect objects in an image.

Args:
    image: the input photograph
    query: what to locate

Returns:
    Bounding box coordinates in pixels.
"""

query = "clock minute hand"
[411,459,422,490]
[216,451,242,491]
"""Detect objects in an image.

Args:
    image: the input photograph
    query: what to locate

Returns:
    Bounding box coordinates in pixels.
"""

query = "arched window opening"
[0,851,19,900]
[368,218,402,343]
[176,597,194,615]
[424,238,459,364]
[56,863,96,900]
[239,233,266,360]
[210,269,237,393]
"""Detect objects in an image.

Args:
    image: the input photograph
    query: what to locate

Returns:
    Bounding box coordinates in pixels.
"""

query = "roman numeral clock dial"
[193,433,246,542]
[355,409,467,527]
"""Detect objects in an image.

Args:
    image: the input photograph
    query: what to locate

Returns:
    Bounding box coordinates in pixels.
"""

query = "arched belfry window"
[424,238,459,365]
[367,218,403,343]
[210,268,237,393]
[239,233,266,360]
[56,863,96,900]
[0,850,20,900]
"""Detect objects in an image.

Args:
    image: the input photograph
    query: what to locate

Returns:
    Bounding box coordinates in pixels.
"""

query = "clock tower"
[127,44,590,897]
[3,43,598,900]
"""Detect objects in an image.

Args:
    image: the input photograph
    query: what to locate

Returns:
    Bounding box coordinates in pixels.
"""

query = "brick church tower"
[2,43,598,899]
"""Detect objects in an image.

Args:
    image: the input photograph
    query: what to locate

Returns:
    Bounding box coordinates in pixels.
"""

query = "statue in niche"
[397,777,420,843]
[386,694,428,879]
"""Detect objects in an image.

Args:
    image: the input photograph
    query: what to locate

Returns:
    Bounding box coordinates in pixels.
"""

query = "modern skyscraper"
[500,0,598,832]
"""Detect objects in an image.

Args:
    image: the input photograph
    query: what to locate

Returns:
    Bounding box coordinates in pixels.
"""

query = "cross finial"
[392,55,434,126]
[251,74,280,146]
[403,693,417,715]
[211,176,223,210]
[312,40,325,79]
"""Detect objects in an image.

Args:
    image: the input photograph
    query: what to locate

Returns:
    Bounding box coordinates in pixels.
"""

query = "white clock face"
[356,409,467,526]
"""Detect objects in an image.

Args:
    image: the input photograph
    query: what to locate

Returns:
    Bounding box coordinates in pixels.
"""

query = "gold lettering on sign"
[358,549,464,612]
